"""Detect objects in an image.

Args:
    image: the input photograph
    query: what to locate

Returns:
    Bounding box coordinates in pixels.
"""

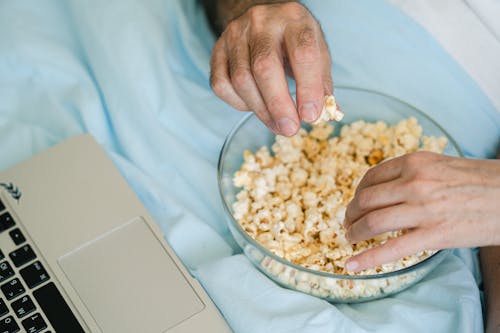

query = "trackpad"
[58,217,204,333]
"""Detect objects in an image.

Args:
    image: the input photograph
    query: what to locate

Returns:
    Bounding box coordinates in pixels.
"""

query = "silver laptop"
[0,134,232,333]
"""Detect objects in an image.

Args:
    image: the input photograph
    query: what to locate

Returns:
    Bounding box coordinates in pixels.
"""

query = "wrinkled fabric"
[0,0,498,332]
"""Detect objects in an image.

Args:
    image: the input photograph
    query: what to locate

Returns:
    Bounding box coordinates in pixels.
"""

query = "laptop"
[0,134,232,333]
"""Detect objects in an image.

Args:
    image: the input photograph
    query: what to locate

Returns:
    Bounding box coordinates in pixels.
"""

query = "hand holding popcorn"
[209,2,334,136]
[344,151,500,272]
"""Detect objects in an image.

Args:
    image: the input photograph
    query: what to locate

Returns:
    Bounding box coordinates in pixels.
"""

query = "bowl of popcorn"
[217,87,462,303]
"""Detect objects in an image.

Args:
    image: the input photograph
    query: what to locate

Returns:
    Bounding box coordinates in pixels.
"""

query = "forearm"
[480,246,500,333]
[202,0,294,35]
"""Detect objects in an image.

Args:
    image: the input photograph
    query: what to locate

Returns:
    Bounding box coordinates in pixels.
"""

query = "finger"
[284,23,324,123]
[344,177,407,228]
[318,28,333,96]
[249,31,299,136]
[225,34,277,132]
[345,203,428,243]
[356,155,404,192]
[345,228,433,272]
[210,38,249,111]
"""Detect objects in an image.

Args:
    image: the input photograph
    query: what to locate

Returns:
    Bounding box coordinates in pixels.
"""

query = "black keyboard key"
[19,261,49,289]
[0,298,8,317]
[0,212,15,233]
[8,229,25,246]
[0,315,20,333]
[21,313,46,333]
[11,295,36,318]
[9,245,36,267]
[0,199,4,212]
[0,249,4,261]
[1,278,25,301]
[0,262,14,284]
[33,283,84,333]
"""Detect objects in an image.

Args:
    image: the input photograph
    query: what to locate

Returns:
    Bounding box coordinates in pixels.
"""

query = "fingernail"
[346,260,359,272]
[300,102,318,122]
[277,117,297,136]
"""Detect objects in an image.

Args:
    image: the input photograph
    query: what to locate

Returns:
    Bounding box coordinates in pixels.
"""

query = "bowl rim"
[217,86,462,280]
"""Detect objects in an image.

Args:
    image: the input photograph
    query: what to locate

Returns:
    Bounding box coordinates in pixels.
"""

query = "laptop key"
[9,245,36,268]
[11,295,36,318]
[21,313,47,333]
[33,282,85,333]
[0,249,4,261]
[0,199,4,212]
[0,298,8,317]
[0,212,15,233]
[8,229,25,246]
[1,278,25,301]
[19,261,49,289]
[0,262,15,284]
[0,315,20,333]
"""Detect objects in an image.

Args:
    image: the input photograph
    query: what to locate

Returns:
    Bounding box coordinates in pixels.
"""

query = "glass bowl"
[217,87,462,303]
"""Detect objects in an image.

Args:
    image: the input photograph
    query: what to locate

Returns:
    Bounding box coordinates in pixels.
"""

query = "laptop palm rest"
[58,217,205,333]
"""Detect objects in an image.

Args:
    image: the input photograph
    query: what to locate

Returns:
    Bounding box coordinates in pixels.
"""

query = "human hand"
[209,2,333,136]
[343,151,500,272]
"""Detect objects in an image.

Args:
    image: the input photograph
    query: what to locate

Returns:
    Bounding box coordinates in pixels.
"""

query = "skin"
[343,151,500,271]
[344,151,500,332]
[203,1,500,329]
[206,1,332,136]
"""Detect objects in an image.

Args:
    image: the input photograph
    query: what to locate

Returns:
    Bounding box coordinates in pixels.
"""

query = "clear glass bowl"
[217,87,462,303]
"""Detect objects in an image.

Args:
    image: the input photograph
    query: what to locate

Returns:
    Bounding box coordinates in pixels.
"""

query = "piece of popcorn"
[233,170,253,188]
[310,122,334,141]
[313,95,344,124]
[420,136,448,153]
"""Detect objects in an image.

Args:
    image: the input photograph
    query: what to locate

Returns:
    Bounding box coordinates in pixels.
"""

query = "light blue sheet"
[0,0,498,332]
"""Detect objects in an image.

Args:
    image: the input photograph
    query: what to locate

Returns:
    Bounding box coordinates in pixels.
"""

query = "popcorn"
[232,117,447,300]
[314,95,344,124]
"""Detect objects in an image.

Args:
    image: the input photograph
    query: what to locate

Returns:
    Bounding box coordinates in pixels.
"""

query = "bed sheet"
[0,1,499,332]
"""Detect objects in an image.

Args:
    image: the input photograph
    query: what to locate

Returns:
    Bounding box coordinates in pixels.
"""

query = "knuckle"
[224,21,240,38]
[296,25,316,48]
[356,189,372,210]
[283,2,308,20]
[247,5,266,26]
[405,151,430,168]
[231,68,252,90]
[364,214,380,235]
[247,5,261,17]
[403,153,429,178]
[407,178,431,198]
[249,33,275,74]
[252,55,275,78]
[293,43,320,65]
[209,73,226,97]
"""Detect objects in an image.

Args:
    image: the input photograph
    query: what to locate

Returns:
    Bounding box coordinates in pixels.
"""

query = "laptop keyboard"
[0,199,85,333]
